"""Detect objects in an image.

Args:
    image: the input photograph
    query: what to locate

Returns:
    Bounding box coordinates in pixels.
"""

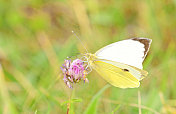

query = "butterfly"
[84,38,152,88]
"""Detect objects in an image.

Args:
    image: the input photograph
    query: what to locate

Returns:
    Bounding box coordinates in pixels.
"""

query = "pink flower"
[61,59,89,88]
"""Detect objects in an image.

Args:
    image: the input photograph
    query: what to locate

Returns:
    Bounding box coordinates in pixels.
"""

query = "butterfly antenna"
[72,31,88,53]
[66,53,81,59]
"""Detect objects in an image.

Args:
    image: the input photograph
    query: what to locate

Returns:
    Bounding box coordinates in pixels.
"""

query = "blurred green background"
[0,0,176,113]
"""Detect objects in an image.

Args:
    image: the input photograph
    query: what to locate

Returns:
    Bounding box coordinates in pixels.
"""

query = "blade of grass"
[138,90,142,114]
[84,84,110,114]
[0,64,17,114]
[70,0,92,35]
[35,110,38,114]
[111,104,121,114]
[37,32,60,76]
[30,75,61,109]
[9,68,39,109]
[102,98,160,114]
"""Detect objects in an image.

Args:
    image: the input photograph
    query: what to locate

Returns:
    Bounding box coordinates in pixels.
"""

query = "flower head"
[61,59,89,88]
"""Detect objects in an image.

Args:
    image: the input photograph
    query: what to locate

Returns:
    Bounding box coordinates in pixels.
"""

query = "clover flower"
[61,59,89,88]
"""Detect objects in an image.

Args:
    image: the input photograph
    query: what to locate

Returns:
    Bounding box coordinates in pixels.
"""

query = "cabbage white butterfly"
[63,32,152,88]
[83,38,152,88]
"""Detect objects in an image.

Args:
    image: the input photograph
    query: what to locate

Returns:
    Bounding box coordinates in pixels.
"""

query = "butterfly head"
[83,53,97,63]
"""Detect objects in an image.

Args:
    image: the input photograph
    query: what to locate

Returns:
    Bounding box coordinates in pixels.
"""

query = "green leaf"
[61,98,82,106]
[84,85,110,114]
[71,98,83,103]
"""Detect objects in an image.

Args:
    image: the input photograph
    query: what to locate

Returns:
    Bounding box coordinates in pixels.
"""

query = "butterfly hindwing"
[91,59,147,88]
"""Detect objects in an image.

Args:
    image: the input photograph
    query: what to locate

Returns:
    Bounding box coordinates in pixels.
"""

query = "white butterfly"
[85,38,152,88]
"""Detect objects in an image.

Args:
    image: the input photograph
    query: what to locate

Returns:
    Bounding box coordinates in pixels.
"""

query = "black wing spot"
[123,69,129,72]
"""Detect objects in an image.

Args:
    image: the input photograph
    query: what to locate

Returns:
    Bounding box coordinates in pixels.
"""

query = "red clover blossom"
[61,59,89,88]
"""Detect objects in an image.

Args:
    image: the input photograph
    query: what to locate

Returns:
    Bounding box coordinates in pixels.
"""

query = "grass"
[0,0,176,113]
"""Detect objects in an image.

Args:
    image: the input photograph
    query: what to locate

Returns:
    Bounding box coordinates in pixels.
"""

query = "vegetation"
[0,0,176,113]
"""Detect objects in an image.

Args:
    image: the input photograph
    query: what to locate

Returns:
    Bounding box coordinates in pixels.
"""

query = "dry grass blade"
[138,90,142,114]
[0,64,17,114]
[70,0,92,35]
[102,98,160,114]
[37,32,60,76]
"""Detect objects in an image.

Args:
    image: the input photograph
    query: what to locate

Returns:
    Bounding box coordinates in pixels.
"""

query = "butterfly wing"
[91,59,148,88]
[95,38,152,69]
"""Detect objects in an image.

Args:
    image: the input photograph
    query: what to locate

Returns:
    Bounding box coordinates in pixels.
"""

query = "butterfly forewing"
[95,38,152,69]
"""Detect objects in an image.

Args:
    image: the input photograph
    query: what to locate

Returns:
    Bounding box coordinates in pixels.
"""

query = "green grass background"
[0,0,176,113]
